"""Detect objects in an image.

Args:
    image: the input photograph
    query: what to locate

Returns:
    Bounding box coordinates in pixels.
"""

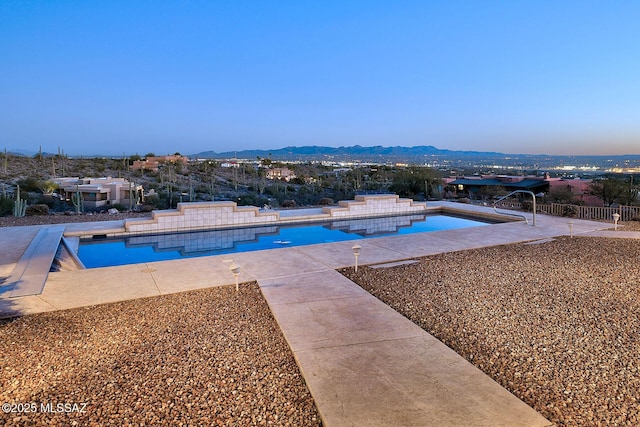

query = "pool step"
[51,237,85,272]
[1,226,65,298]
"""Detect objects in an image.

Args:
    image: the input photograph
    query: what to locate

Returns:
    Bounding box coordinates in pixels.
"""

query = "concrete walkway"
[1,205,635,426]
[261,269,549,426]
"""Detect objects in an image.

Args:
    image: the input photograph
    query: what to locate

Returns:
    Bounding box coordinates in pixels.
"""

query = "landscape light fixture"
[229,262,240,291]
[568,221,574,238]
[613,213,621,230]
[352,244,361,272]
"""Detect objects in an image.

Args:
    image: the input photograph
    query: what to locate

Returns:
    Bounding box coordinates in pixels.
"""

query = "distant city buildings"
[220,161,240,168]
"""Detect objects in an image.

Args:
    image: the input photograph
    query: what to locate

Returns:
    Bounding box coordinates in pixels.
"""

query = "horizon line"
[5,145,640,159]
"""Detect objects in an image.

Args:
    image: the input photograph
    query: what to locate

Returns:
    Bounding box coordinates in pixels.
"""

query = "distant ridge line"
[192,144,640,163]
[5,145,640,164]
[195,145,509,161]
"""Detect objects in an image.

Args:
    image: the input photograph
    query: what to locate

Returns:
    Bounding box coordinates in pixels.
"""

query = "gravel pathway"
[0,284,321,426]
[341,236,640,427]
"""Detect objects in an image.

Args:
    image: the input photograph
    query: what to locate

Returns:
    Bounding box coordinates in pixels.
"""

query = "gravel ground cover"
[613,221,640,231]
[341,236,640,427]
[0,212,151,228]
[0,284,321,426]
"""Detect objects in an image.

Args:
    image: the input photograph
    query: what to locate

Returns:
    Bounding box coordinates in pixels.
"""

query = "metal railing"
[493,190,536,226]
[536,203,640,221]
[493,201,640,222]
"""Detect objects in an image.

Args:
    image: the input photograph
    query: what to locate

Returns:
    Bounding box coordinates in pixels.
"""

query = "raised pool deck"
[0,202,632,426]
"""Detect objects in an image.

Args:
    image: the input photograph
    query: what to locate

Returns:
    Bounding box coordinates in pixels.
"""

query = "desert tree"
[589,176,628,206]
[389,166,441,199]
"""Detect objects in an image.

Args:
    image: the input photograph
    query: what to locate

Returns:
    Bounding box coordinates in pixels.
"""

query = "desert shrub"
[280,199,297,208]
[16,177,43,192]
[138,204,156,213]
[318,197,334,206]
[562,205,579,217]
[36,194,56,209]
[25,204,49,216]
[109,204,127,212]
[236,194,269,207]
[521,201,534,212]
[143,194,162,209]
[0,197,13,216]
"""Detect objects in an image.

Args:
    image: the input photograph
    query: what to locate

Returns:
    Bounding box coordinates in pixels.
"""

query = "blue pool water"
[77,213,492,268]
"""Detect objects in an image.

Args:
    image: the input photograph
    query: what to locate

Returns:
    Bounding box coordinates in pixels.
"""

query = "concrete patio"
[1,202,629,426]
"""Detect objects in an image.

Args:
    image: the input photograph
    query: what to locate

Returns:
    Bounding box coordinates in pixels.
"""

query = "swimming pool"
[77,213,492,268]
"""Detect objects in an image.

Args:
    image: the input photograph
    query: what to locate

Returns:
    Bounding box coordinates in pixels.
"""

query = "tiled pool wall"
[122,194,428,236]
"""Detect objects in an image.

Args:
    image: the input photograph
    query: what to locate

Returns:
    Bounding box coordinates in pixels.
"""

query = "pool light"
[229,262,240,291]
[352,244,361,272]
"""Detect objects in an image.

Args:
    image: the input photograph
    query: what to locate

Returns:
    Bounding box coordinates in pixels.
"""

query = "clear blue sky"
[2,1,639,156]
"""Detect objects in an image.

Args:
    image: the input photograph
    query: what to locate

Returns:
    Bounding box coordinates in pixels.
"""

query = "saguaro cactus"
[13,185,27,217]
[71,184,84,213]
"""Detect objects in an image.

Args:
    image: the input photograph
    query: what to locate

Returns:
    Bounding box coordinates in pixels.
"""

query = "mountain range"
[194,145,507,161]
[194,145,640,170]
[7,145,640,169]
